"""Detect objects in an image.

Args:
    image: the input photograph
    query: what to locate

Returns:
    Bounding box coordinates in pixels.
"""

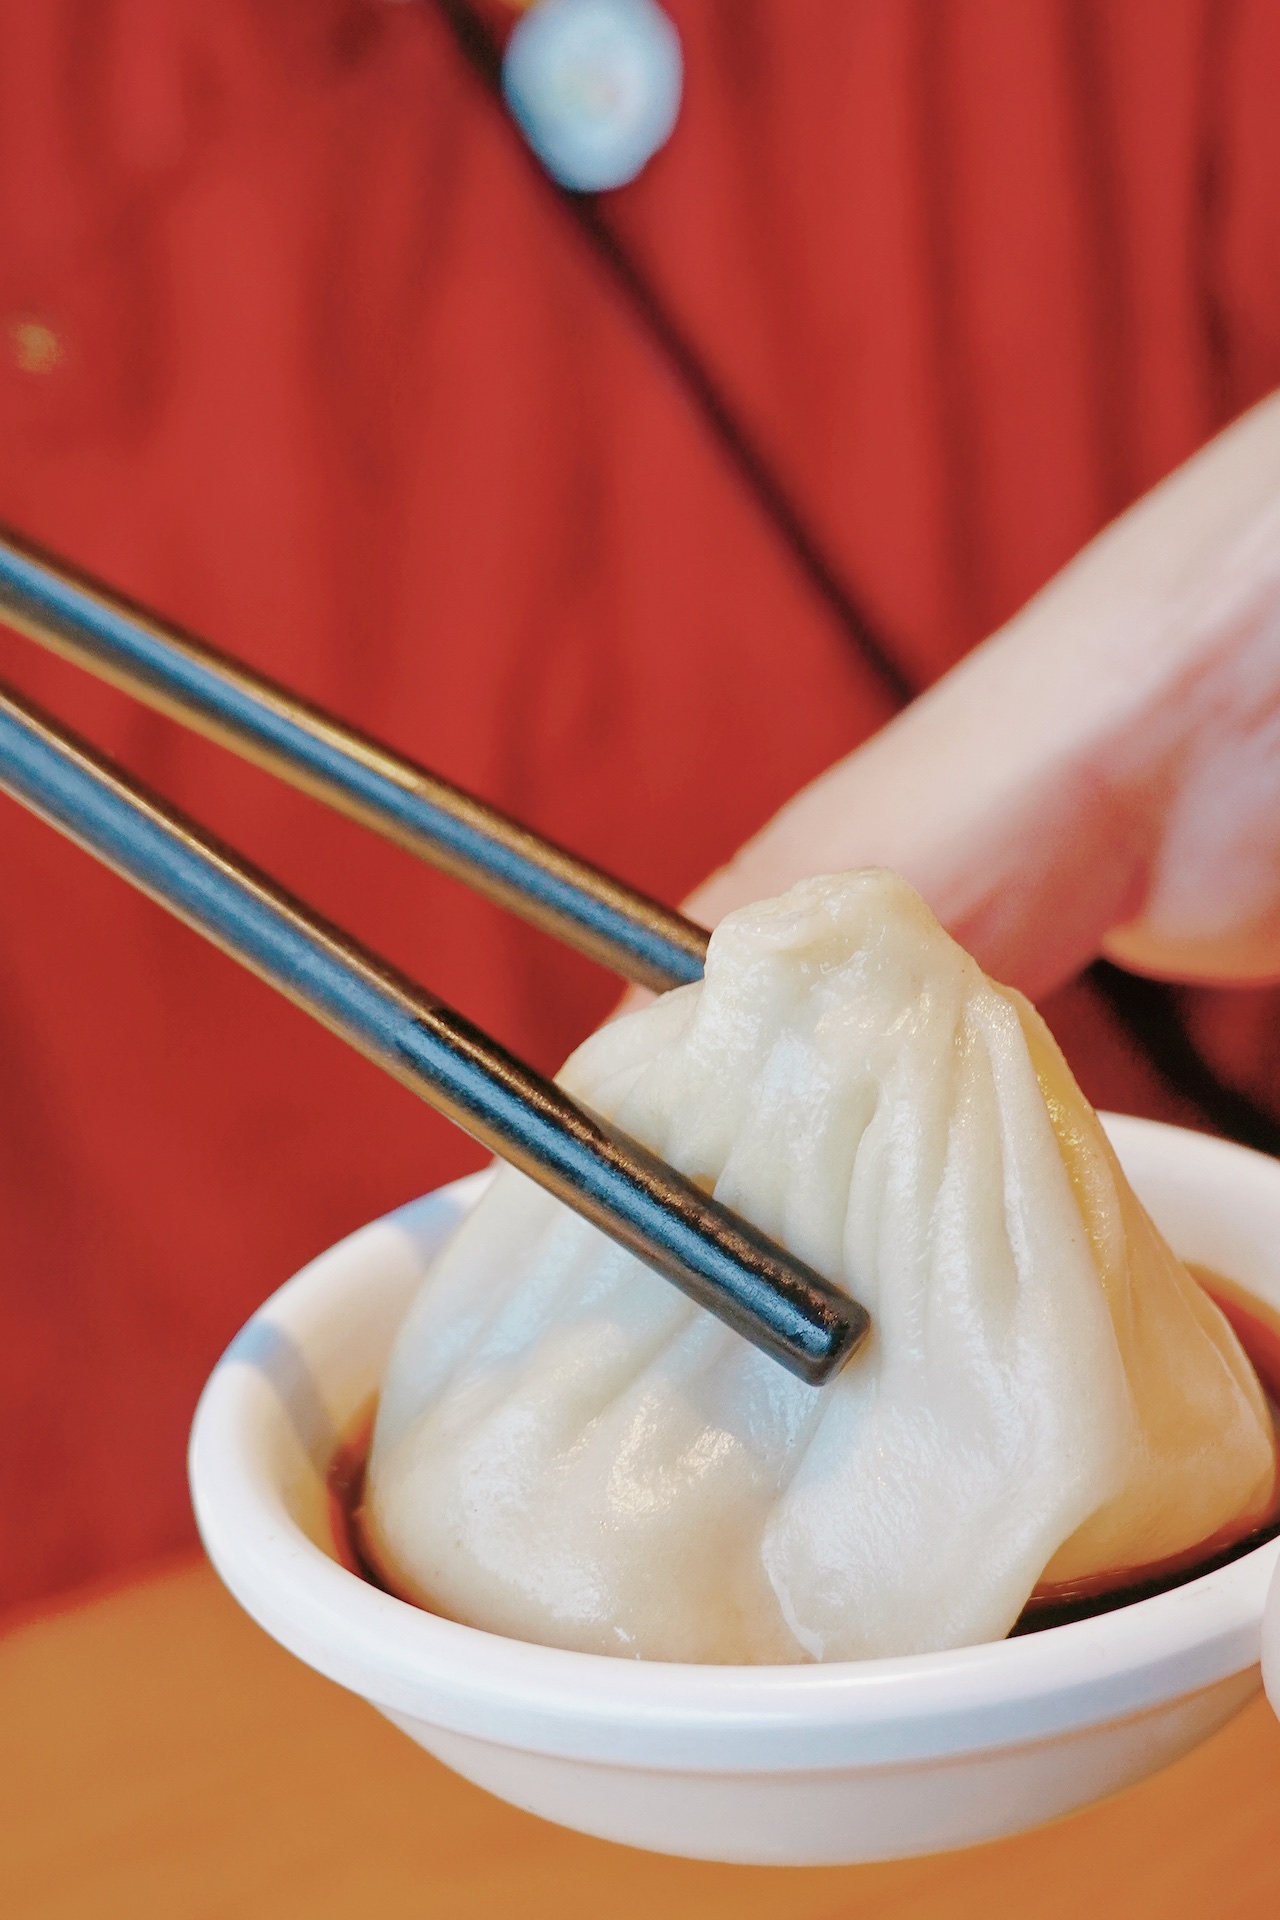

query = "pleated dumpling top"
[364,871,1277,1662]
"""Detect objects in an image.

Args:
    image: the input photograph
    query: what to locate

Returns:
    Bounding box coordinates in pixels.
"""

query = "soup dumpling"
[364,871,1277,1662]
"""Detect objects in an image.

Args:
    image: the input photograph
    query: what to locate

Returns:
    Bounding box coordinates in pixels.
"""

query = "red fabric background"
[0,0,1278,1612]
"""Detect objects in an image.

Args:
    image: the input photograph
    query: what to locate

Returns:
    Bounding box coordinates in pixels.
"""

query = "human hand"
[685,391,1280,1002]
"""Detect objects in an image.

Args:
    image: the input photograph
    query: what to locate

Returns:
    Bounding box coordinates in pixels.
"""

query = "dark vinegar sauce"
[326,1402,391,1592]
[327,1273,1280,1639]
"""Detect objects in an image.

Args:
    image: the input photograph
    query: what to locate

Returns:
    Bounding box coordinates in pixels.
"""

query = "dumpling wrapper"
[364,871,1277,1663]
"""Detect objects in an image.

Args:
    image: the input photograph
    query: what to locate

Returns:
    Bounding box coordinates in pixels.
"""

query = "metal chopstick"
[0,528,708,993]
[0,681,868,1386]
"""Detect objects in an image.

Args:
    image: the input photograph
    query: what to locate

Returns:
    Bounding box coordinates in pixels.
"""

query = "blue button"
[502,0,683,193]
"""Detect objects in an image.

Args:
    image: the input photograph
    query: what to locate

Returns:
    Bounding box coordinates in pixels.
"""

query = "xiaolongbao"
[364,870,1276,1662]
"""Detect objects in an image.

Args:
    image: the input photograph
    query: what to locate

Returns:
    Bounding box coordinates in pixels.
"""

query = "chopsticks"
[0,529,707,994]
[0,537,870,1385]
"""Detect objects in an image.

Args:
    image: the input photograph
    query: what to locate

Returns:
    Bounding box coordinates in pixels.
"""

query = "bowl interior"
[222,1170,494,1560]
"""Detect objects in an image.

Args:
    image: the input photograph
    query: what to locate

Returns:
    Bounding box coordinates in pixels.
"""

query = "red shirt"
[1,0,1278,1611]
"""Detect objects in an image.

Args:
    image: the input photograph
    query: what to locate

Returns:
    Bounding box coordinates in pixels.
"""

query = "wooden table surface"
[2,1556,1279,1920]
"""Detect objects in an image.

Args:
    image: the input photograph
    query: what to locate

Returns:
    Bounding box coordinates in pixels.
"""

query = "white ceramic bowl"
[190,1116,1280,1865]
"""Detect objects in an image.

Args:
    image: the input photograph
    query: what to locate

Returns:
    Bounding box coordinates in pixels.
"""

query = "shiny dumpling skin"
[364,871,1277,1663]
